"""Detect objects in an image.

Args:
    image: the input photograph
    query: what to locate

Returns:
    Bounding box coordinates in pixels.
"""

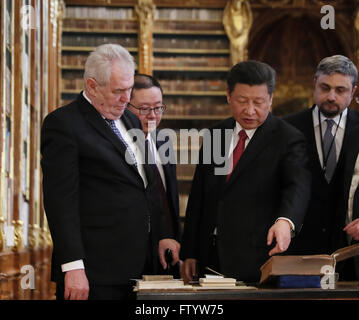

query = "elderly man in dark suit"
[127,73,181,275]
[180,60,311,284]
[41,44,173,300]
[284,55,359,264]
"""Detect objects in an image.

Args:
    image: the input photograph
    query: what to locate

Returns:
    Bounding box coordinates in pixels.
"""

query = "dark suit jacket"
[153,129,181,241]
[180,114,311,283]
[284,106,359,255]
[41,93,167,286]
[336,124,359,278]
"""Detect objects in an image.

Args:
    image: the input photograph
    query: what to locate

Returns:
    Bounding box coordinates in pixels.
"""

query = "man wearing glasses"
[128,74,181,277]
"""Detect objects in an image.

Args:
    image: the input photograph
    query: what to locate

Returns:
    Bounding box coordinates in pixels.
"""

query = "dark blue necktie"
[105,119,138,168]
[323,119,336,182]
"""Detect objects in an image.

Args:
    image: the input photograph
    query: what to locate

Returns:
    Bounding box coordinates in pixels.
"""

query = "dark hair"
[227,60,276,95]
[131,73,163,99]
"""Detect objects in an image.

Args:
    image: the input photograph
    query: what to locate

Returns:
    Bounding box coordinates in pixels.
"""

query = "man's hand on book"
[181,259,197,284]
[267,219,292,256]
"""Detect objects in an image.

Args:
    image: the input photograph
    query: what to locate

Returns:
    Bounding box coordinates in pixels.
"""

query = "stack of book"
[134,275,192,291]
[198,275,237,288]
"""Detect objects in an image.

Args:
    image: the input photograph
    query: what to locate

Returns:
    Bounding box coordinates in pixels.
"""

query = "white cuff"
[61,260,85,272]
[276,217,295,231]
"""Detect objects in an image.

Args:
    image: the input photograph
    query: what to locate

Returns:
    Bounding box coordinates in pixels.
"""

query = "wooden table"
[136,281,359,300]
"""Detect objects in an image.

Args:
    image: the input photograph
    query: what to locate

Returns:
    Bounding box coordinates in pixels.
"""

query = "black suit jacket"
[153,129,181,241]
[284,106,359,255]
[180,114,311,283]
[41,93,166,285]
[336,125,359,278]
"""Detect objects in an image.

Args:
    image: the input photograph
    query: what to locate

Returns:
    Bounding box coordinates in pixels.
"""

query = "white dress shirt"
[312,105,347,167]
[347,154,359,229]
[147,134,167,190]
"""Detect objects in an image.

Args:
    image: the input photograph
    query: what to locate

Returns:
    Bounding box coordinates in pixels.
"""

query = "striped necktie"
[323,119,336,183]
[105,118,138,168]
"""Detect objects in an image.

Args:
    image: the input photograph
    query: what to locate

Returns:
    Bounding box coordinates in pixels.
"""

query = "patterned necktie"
[105,119,138,168]
[323,119,336,183]
[145,139,174,236]
[226,129,248,182]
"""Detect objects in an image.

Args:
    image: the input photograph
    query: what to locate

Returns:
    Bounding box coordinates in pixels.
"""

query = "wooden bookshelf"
[62,46,138,52]
[163,115,229,120]
[164,91,226,96]
[154,66,229,72]
[63,28,138,34]
[153,48,230,54]
[60,4,231,227]
[0,0,60,300]
[153,30,226,35]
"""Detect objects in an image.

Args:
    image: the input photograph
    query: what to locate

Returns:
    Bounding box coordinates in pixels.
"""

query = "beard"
[318,101,341,118]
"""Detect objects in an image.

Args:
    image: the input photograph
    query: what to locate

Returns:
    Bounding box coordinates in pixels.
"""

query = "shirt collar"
[235,121,257,140]
[313,105,347,129]
[83,91,92,105]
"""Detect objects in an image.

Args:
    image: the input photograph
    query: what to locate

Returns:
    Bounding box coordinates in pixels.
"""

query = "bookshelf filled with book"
[61,6,139,105]
[152,7,231,218]
[60,3,232,221]
[0,0,64,300]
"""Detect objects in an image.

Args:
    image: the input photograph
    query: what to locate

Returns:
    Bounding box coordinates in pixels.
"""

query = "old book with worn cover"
[260,243,359,284]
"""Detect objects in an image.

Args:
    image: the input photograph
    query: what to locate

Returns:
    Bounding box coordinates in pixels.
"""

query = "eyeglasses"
[127,103,166,115]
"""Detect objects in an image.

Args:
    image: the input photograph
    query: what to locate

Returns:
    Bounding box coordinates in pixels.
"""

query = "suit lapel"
[224,114,276,190]
[77,94,139,176]
[338,108,359,166]
[300,107,326,181]
[154,130,174,186]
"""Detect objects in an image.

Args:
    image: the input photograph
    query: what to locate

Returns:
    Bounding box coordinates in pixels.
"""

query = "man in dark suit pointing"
[41,44,172,300]
[180,60,311,283]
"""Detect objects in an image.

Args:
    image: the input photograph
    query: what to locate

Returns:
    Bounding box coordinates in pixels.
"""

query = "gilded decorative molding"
[274,81,313,106]
[135,0,155,75]
[11,220,23,252]
[47,228,53,248]
[39,227,47,249]
[0,218,5,252]
[275,81,312,97]
[223,0,253,65]
[50,0,59,47]
[39,225,53,248]
[28,224,40,249]
[310,0,344,6]
[259,0,290,7]
[355,8,359,67]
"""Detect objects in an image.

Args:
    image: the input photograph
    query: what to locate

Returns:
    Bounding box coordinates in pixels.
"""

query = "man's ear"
[226,90,231,104]
[352,85,358,96]
[86,78,98,96]
[269,94,273,107]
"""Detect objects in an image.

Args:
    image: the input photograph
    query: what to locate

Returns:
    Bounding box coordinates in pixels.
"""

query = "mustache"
[322,101,340,109]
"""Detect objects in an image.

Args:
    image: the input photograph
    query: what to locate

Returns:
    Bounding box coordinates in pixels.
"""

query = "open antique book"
[260,243,359,285]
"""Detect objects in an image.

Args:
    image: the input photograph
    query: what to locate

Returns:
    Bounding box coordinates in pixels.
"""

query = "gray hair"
[315,55,358,89]
[84,44,136,86]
